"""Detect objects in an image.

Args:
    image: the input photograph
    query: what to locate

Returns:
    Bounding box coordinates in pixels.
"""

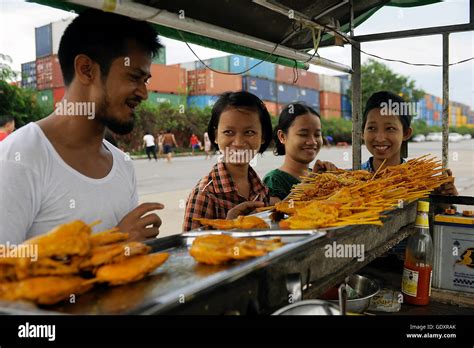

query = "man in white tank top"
[0,10,165,243]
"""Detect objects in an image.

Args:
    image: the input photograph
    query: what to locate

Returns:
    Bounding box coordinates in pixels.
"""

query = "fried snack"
[0,264,16,282]
[15,257,84,280]
[189,234,284,265]
[89,228,129,246]
[79,242,150,270]
[22,220,92,259]
[0,276,93,305]
[92,253,169,286]
[193,215,269,230]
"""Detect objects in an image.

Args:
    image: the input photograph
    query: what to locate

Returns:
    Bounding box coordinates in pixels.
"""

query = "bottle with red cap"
[401,200,433,306]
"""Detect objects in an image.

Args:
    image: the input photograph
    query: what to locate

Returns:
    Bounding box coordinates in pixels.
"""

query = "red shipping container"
[263,101,278,116]
[320,92,341,110]
[147,64,186,94]
[275,65,319,90]
[433,111,440,121]
[187,69,242,95]
[319,109,341,120]
[53,87,65,105]
[36,55,64,90]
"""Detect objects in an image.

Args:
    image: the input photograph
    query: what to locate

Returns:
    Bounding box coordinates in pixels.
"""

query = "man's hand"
[313,160,338,173]
[434,169,458,196]
[226,201,264,220]
[117,202,164,241]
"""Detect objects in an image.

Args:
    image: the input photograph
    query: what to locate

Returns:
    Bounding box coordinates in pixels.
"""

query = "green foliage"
[320,118,353,143]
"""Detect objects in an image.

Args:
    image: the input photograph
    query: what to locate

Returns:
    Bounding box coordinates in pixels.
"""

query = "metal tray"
[0,230,326,315]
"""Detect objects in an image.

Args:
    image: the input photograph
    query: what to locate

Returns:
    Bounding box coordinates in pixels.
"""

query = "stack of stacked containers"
[34,18,73,110]
[274,65,319,116]
[187,56,242,109]
[21,61,36,90]
[339,75,351,120]
[146,48,188,109]
[318,75,341,119]
[433,96,442,126]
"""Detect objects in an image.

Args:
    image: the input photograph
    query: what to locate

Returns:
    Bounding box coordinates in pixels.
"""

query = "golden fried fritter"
[92,253,169,286]
[89,228,129,246]
[0,276,93,305]
[193,216,269,230]
[79,242,150,270]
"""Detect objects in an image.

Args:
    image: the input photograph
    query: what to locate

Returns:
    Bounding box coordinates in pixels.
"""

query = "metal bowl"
[323,274,380,314]
[272,300,341,315]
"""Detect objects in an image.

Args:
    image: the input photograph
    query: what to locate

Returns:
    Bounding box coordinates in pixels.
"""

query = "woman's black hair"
[362,91,412,133]
[273,103,320,156]
[207,91,273,153]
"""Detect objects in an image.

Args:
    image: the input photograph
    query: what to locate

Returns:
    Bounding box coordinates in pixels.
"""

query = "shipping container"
[35,18,73,58]
[319,74,341,93]
[53,87,65,106]
[338,75,351,95]
[319,109,341,119]
[187,95,219,109]
[297,88,320,110]
[188,69,242,95]
[148,92,186,107]
[148,64,186,94]
[320,91,341,110]
[276,83,299,104]
[152,47,166,65]
[243,76,277,102]
[36,89,54,110]
[433,111,440,121]
[36,55,64,90]
[341,95,351,113]
[177,61,197,71]
[275,65,319,89]
[229,55,275,80]
[195,56,230,71]
[342,111,352,120]
[263,101,278,116]
[21,61,37,89]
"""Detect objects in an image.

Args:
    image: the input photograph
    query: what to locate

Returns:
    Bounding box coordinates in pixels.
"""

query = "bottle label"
[401,267,419,296]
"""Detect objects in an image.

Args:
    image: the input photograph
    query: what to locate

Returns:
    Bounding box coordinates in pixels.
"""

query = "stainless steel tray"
[0,230,326,315]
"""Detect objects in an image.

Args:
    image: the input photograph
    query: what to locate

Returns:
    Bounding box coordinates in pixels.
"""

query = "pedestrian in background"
[143,130,157,161]
[162,129,178,163]
[0,116,15,142]
[157,130,164,159]
[189,133,200,155]
[203,131,212,160]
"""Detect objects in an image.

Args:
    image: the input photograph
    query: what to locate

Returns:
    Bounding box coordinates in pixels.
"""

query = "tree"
[0,54,46,127]
[356,58,425,109]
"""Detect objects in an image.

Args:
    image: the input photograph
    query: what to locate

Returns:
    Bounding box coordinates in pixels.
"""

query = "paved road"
[134,140,474,236]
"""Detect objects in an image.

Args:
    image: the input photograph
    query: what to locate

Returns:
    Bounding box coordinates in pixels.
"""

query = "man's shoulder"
[0,123,46,164]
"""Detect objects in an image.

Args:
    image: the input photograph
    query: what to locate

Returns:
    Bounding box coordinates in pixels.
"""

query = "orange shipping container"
[263,101,278,116]
[433,111,440,121]
[275,65,319,89]
[53,87,65,105]
[187,69,242,95]
[319,109,341,120]
[147,64,186,94]
[36,55,64,90]
[320,92,341,110]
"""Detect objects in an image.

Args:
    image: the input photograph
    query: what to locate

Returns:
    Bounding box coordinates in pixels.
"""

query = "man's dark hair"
[0,115,15,128]
[362,91,412,133]
[273,103,320,156]
[58,9,162,86]
[208,91,273,154]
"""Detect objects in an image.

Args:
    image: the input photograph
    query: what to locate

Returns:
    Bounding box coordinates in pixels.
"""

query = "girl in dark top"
[263,103,337,204]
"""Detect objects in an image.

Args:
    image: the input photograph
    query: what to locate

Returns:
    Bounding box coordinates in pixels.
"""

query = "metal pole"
[352,41,362,170]
[442,33,449,169]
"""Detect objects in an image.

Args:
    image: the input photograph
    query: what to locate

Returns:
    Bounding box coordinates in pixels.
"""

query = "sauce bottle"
[401,201,433,305]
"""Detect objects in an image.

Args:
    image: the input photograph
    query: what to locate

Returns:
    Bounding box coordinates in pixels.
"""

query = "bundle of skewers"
[274,155,453,229]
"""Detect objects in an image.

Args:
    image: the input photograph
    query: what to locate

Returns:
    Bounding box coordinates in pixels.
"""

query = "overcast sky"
[0,0,472,108]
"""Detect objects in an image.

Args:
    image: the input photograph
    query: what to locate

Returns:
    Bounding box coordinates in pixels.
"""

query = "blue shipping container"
[297,88,319,109]
[229,55,275,80]
[276,83,299,104]
[242,76,277,102]
[35,24,52,58]
[342,111,352,120]
[341,95,351,112]
[187,95,219,109]
[338,75,351,95]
